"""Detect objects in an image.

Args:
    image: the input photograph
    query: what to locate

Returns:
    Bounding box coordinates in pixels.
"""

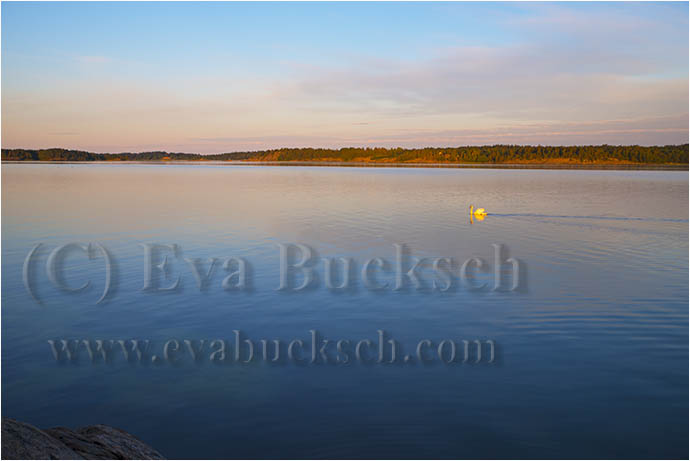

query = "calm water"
[2,164,688,459]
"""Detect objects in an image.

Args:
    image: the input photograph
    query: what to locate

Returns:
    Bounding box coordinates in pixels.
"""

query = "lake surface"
[2,164,688,459]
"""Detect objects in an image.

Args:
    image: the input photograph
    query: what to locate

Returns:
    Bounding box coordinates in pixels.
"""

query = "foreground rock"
[2,418,164,459]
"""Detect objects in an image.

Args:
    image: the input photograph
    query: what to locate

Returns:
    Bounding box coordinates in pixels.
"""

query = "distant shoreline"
[3,145,688,169]
[3,160,687,170]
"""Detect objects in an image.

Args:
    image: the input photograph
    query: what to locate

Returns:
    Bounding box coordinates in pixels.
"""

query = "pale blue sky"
[2,2,688,153]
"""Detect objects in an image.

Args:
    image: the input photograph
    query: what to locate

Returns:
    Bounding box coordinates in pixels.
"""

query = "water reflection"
[469,213,486,224]
[1,164,688,459]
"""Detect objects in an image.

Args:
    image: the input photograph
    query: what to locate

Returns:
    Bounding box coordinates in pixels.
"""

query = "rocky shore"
[2,418,164,459]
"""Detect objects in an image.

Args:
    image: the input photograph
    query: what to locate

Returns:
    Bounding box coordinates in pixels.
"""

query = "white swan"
[469,205,487,216]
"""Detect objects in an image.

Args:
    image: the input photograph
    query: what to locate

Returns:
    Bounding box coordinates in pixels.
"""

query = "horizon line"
[3,143,689,156]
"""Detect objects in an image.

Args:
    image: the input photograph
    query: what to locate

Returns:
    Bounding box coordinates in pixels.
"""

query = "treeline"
[216,145,689,164]
[1,148,204,162]
[2,145,688,164]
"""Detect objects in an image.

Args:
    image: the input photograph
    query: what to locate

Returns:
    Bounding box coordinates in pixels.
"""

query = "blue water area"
[2,164,688,459]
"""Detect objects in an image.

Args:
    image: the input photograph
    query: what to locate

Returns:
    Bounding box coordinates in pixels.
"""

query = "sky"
[1,1,688,153]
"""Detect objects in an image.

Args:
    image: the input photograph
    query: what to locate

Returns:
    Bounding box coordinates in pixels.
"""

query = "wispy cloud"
[180,114,688,153]
[270,42,687,126]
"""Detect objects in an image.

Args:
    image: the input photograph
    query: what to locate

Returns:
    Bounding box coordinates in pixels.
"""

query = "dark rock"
[46,425,164,460]
[2,418,164,460]
[2,418,81,460]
